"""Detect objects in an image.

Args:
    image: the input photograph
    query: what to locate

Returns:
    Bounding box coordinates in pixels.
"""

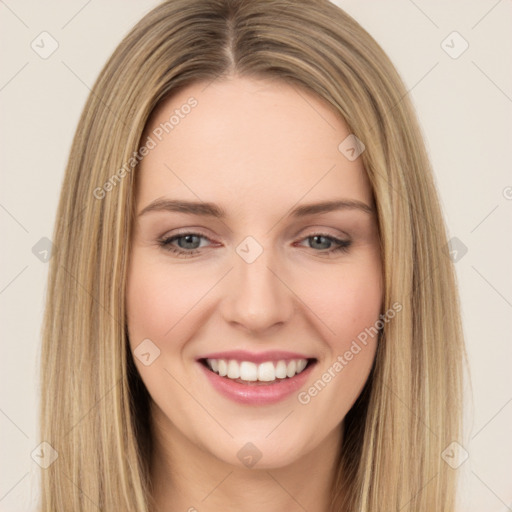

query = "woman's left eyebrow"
[289,199,374,216]
[137,198,373,218]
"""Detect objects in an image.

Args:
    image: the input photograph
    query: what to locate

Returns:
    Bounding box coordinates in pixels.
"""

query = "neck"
[149,403,343,512]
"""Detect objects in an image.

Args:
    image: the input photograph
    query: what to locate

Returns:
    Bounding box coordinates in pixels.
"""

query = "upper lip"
[197,350,315,364]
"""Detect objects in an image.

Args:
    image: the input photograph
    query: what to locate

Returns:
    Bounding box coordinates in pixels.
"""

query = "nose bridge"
[220,235,294,333]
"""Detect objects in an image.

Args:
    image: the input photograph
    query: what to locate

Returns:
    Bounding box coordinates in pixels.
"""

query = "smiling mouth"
[199,357,317,385]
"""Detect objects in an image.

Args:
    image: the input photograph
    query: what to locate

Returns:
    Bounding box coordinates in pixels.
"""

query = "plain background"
[1,0,511,510]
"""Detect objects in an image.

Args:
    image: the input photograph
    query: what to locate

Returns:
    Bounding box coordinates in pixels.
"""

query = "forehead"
[136,77,373,215]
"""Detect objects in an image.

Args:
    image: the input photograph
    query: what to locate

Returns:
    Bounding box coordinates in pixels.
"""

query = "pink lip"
[197,359,316,405]
[197,350,313,364]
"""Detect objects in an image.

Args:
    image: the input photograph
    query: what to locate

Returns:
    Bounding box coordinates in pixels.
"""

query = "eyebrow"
[137,198,374,218]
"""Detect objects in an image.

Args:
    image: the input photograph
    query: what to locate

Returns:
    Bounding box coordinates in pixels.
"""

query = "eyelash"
[157,231,352,258]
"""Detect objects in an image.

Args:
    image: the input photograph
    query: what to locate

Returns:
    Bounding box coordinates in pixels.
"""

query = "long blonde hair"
[39,0,466,510]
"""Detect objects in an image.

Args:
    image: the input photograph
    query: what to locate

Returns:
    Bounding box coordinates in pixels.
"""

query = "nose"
[219,244,295,335]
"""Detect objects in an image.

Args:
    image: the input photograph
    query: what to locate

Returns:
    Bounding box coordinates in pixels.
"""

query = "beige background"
[1,0,511,510]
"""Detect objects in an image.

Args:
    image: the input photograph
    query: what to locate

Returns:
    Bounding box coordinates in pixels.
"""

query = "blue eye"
[299,234,352,254]
[158,232,351,258]
[158,233,210,258]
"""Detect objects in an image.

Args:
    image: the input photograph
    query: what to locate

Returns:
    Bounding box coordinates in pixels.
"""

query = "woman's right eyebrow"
[137,198,374,219]
[137,198,225,218]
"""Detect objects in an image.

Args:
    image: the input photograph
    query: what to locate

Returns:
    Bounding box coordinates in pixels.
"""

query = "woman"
[39,0,466,510]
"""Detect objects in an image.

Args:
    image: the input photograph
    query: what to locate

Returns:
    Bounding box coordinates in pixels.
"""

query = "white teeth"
[205,358,310,382]
[258,362,275,382]
[227,360,240,379]
[275,360,287,379]
[240,361,258,381]
[218,359,228,377]
[296,359,307,373]
[286,360,297,378]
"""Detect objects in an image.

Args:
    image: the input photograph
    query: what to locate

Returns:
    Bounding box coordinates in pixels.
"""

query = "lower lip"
[198,361,315,405]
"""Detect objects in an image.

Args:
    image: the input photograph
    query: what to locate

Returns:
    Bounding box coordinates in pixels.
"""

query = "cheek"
[126,249,383,354]
[334,272,382,343]
[302,254,383,346]
[126,255,204,345]
[125,255,206,401]
[296,256,382,407]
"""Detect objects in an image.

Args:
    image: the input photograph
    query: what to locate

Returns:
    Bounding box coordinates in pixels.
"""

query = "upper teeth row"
[206,358,308,382]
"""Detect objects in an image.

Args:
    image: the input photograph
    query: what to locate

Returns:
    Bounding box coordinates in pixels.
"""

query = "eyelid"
[294,224,351,238]
[157,229,352,258]
[157,229,217,248]
[158,227,214,240]
[158,226,350,245]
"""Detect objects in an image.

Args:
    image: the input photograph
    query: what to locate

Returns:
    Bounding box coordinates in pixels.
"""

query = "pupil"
[180,235,199,249]
[312,235,329,250]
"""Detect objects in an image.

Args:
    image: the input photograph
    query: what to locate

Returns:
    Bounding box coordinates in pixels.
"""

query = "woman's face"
[126,76,383,469]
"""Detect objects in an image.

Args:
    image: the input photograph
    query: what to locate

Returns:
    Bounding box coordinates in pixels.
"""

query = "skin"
[126,76,383,512]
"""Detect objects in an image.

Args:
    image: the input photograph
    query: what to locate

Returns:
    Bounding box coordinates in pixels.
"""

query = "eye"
[296,233,352,254]
[158,232,213,258]
[157,231,352,258]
